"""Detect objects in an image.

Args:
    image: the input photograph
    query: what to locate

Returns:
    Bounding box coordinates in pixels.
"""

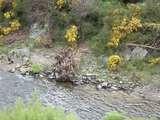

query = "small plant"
[103,112,125,120]
[31,64,44,74]
[107,55,122,71]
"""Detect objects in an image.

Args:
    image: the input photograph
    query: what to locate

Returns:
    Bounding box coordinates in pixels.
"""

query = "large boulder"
[121,47,148,60]
[130,47,148,60]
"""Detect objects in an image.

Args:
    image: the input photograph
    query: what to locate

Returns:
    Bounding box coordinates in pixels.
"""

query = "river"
[0,71,160,120]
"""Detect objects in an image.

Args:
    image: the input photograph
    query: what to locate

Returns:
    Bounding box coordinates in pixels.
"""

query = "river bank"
[0,44,160,90]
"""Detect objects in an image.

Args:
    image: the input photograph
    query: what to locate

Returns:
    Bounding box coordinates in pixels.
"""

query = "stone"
[111,86,119,90]
[101,82,109,89]
[39,74,44,78]
[130,47,148,60]
[97,82,112,90]
[119,81,123,84]
[97,84,102,90]
[8,68,16,73]
[48,73,56,80]
[26,72,30,75]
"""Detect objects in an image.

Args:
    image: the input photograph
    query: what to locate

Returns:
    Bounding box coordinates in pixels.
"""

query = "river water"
[0,71,160,120]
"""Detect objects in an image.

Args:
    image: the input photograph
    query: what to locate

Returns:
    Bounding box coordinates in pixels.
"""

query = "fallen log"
[126,43,160,51]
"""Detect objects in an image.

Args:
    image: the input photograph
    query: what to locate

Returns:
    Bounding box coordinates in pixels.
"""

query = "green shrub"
[0,0,27,27]
[88,0,160,55]
[123,0,160,47]
[141,0,160,23]
[0,97,79,120]
[31,64,44,74]
[50,0,104,43]
[103,112,125,120]
[88,0,128,55]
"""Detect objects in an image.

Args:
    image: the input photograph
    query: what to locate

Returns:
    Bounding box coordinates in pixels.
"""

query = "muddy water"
[0,71,160,120]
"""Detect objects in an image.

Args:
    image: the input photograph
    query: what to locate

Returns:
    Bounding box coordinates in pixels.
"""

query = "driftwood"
[52,48,78,82]
[126,43,160,51]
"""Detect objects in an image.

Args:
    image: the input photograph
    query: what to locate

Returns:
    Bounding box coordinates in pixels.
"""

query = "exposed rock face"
[130,47,148,60]
[29,23,44,39]
[121,47,149,60]
[29,23,52,48]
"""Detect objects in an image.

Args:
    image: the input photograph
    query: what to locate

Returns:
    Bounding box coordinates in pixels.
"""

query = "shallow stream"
[0,71,160,120]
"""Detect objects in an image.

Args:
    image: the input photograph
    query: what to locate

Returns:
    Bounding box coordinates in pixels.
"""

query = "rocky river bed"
[0,71,160,120]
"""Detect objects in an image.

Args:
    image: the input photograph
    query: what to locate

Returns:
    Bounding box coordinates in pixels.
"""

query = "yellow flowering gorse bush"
[4,11,15,19]
[55,0,65,9]
[148,57,160,66]
[107,16,142,48]
[0,0,21,38]
[65,25,78,43]
[107,55,122,71]
[0,20,21,36]
[2,27,12,35]
[10,19,21,31]
[107,5,142,48]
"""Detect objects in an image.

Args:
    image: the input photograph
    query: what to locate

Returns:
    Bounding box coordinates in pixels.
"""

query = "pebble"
[97,84,102,90]
[119,81,123,84]
[39,74,44,78]
[97,82,111,90]
[111,86,119,90]
[8,68,16,73]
